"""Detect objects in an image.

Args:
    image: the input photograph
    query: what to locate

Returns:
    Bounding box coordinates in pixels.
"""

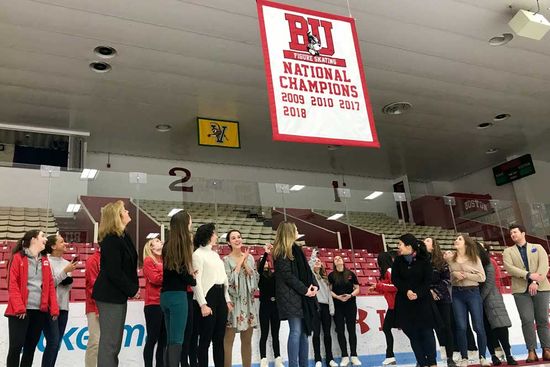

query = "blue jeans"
[42,310,69,367]
[452,287,487,359]
[288,318,309,367]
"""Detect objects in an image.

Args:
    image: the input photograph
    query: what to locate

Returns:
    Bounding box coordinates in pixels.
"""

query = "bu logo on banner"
[257,0,379,148]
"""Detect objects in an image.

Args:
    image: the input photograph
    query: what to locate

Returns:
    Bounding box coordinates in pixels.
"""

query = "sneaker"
[316,362,323,367]
[260,358,268,367]
[453,352,461,362]
[275,357,284,367]
[505,356,518,366]
[480,357,491,366]
[491,355,501,366]
[340,357,350,367]
[382,357,396,366]
[350,357,361,366]
[329,361,339,367]
[440,347,448,361]
[468,351,478,364]
[458,358,468,367]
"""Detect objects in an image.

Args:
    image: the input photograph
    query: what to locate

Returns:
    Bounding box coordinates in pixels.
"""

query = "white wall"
[0,166,88,217]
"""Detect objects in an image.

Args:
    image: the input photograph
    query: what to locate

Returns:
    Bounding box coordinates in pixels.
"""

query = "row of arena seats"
[314,210,506,251]
[0,207,59,240]
[1,243,528,304]
[140,200,277,243]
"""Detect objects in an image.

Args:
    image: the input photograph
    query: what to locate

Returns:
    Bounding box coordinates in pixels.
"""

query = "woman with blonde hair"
[142,236,166,367]
[92,200,140,367]
[161,210,196,367]
[273,221,318,367]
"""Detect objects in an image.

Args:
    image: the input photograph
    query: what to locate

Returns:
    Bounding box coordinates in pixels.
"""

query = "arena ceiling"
[1,0,550,180]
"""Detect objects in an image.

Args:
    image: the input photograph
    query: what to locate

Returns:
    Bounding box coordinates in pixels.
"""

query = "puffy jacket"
[5,252,59,317]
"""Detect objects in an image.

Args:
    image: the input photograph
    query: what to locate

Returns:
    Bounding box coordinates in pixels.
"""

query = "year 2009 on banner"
[281,92,361,119]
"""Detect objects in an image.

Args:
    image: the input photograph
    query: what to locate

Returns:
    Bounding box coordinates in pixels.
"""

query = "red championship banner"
[257,0,379,147]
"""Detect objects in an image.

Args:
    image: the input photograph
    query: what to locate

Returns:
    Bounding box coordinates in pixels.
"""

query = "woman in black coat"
[392,233,437,367]
[273,222,318,367]
[92,200,139,367]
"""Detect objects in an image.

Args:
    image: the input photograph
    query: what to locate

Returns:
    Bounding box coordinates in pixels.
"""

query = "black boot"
[506,355,518,365]
[491,355,502,366]
[447,358,457,367]
[165,344,183,367]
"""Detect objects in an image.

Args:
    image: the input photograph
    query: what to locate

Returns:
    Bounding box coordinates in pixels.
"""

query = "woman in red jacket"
[371,251,397,366]
[142,236,166,367]
[5,229,59,367]
[85,249,101,367]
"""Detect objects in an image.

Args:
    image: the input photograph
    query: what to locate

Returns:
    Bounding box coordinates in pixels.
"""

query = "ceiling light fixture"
[80,168,98,180]
[89,62,111,73]
[493,113,511,122]
[382,102,412,115]
[156,124,172,132]
[486,148,499,154]
[364,191,383,200]
[477,122,494,129]
[290,185,305,191]
[327,213,344,220]
[168,208,183,217]
[488,33,514,46]
[94,46,117,58]
[66,204,81,213]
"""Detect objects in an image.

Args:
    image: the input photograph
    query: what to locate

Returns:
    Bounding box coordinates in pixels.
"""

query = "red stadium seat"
[72,278,86,289]
[0,289,8,303]
[70,289,86,301]
[72,269,86,278]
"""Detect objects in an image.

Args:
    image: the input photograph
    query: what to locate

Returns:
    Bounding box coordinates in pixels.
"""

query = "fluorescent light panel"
[290,185,305,191]
[168,208,183,217]
[327,213,344,220]
[364,191,383,200]
[146,233,160,239]
[66,204,81,213]
[80,168,98,179]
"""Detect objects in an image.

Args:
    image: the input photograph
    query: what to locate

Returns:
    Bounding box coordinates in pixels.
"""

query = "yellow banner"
[197,118,240,149]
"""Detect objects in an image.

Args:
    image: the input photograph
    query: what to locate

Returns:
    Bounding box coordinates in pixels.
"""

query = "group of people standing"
[4,198,550,367]
[374,225,550,367]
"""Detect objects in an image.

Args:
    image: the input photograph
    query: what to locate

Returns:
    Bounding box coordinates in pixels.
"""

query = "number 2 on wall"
[169,167,194,192]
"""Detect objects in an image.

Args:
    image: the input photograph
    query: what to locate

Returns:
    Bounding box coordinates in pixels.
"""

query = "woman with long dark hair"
[5,230,59,367]
[373,251,397,366]
[424,237,455,367]
[258,243,283,367]
[92,200,140,367]
[273,221,318,367]
[447,235,489,367]
[142,236,166,367]
[476,242,517,366]
[310,256,337,367]
[161,210,196,367]
[42,233,77,367]
[223,229,259,367]
[193,223,233,367]
[392,233,436,367]
[329,256,361,367]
